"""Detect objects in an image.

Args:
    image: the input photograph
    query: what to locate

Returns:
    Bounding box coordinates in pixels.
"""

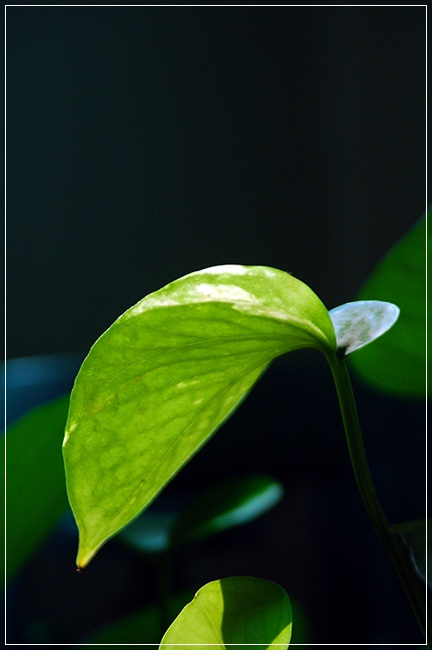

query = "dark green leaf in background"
[120,475,284,554]
[170,474,284,547]
[63,265,336,568]
[119,508,177,554]
[4,395,70,584]
[349,215,427,397]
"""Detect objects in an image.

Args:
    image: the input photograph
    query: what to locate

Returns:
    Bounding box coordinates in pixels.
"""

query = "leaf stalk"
[326,353,428,643]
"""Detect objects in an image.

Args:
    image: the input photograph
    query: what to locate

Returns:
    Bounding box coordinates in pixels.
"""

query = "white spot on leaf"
[232,304,292,322]
[193,283,257,303]
[128,296,181,317]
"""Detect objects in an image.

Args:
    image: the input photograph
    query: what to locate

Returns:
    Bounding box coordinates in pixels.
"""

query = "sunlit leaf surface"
[63,265,336,567]
[159,576,292,648]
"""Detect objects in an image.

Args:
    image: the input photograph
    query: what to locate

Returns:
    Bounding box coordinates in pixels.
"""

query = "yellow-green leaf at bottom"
[159,576,292,648]
[63,265,336,567]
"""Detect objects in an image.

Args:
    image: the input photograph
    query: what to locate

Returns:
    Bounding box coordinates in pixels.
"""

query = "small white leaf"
[329,300,400,356]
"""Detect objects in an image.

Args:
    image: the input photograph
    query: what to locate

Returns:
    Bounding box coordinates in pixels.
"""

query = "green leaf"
[4,395,70,583]
[329,300,400,356]
[159,576,292,648]
[63,265,336,568]
[170,474,284,547]
[349,215,426,397]
[390,519,430,589]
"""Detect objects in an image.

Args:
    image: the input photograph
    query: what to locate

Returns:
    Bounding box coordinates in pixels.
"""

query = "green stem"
[326,353,427,643]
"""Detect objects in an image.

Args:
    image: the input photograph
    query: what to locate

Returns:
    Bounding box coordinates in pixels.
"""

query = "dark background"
[7,5,425,359]
[6,5,426,646]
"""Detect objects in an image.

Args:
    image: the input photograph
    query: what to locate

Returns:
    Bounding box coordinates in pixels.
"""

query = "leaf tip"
[76,541,97,570]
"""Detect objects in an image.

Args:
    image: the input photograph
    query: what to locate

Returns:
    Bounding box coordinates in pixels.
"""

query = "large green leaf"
[4,395,70,583]
[63,265,336,567]
[159,576,292,648]
[349,216,426,397]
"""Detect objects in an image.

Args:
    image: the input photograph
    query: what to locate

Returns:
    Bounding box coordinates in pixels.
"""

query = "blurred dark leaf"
[350,214,427,398]
[170,474,284,547]
[120,508,177,554]
[4,395,70,583]
[120,475,284,555]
